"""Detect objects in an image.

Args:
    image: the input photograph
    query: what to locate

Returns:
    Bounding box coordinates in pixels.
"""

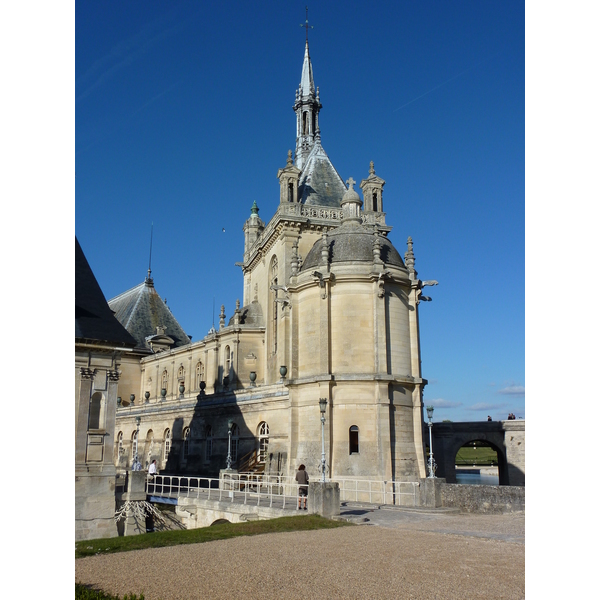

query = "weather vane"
[300,6,313,42]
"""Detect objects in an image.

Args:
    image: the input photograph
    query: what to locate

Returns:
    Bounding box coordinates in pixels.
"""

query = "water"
[455,470,499,485]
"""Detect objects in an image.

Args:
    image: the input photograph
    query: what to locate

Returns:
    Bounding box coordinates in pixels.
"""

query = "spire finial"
[146,222,154,284]
[405,236,416,277]
[346,177,356,190]
[301,6,313,43]
[369,161,375,176]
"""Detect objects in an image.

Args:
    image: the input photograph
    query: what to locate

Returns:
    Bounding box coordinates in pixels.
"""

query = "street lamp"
[426,406,435,478]
[319,398,327,482]
[226,419,234,470]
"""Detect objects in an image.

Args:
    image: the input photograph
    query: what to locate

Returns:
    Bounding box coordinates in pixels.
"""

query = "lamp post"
[226,419,233,470]
[426,406,435,478]
[319,398,327,482]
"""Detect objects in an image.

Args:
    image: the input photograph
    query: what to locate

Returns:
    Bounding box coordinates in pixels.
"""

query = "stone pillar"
[503,420,525,486]
[117,471,148,536]
[308,481,340,518]
[419,477,445,508]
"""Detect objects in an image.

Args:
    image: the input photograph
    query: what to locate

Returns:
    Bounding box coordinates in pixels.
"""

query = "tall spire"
[294,10,321,171]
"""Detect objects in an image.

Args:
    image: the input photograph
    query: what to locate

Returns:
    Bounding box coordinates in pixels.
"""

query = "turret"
[243,201,264,256]
[277,150,302,203]
[360,161,386,213]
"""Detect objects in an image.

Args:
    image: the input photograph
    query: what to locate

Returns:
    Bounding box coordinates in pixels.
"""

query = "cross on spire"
[300,6,313,42]
[346,177,356,190]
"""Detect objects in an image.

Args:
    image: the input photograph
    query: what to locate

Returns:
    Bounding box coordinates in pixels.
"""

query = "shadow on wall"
[158,389,281,479]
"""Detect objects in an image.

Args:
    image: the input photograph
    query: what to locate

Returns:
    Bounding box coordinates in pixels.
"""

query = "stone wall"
[419,478,524,513]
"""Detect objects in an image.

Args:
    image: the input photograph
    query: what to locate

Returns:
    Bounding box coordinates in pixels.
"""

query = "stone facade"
[76,239,137,540]
[112,40,437,489]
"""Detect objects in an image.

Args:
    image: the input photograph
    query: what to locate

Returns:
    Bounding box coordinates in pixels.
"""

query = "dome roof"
[300,224,405,271]
[228,300,264,327]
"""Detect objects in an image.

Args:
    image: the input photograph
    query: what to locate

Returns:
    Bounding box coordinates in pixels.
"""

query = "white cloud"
[498,385,525,395]
[425,398,462,408]
[468,402,503,411]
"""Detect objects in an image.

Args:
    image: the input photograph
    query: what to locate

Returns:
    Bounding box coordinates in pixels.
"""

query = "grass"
[75,584,144,600]
[75,514,350,559]
[455,445,498,466]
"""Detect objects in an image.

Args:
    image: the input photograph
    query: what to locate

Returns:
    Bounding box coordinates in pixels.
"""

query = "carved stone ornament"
[80,368,97,380]
[107,370,120,382]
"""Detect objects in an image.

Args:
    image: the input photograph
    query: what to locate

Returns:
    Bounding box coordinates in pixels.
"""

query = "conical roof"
[75,238,137,347]
[108,279,191,351]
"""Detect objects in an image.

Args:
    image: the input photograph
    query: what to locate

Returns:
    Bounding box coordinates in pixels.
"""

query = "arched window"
[269,257,278,354]
[162,370,169,394]
[89,392,102,429]
[225,345,232,377]
[231,423,239,463]
[183,427,190,460]
[205,425,213,458]
[258,421,269,463]
[132,430,138,461]
[372,191,378,212]
[196,361,205,389]
[164,428,171,461]
[177,365,185,381]
[349,425,359,455]
[145,430,154,466]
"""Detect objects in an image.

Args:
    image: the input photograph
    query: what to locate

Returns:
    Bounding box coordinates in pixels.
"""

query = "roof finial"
[405,236,417,278]
[146,222,154,284]
[301,6,313,43]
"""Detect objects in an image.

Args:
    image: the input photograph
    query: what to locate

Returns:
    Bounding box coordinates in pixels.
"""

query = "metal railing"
[145,473,420,508]
[146,474,305,510]
[334,478,420,506]
[233,473,419,506]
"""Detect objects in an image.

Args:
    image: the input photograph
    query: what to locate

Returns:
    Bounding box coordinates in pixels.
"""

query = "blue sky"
[74,1,524,423]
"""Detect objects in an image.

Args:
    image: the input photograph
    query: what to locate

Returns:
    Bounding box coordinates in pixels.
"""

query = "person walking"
[295,464,309,510]
[148,459,157,479]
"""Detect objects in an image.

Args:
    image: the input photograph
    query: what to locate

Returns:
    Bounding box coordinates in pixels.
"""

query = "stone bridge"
[430,420,525,486]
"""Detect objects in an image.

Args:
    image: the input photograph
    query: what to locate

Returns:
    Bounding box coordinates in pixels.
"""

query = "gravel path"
[76,510,524,599]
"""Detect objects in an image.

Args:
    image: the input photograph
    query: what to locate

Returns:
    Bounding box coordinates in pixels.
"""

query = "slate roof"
[75,238,137,348]
[301,224,405,271]
[108,279,191,351]
[298,140,347,207]
[228,300,265,327]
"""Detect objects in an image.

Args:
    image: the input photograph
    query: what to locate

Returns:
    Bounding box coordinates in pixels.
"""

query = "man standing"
[295,464,309,510]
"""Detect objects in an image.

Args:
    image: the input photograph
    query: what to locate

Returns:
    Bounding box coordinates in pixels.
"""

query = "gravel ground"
[76,510,524,600]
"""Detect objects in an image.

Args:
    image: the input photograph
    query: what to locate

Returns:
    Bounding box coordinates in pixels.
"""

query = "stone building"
[111,40,436,486]
[75,238,137,540]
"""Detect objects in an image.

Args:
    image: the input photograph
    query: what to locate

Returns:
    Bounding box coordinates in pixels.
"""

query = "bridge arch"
[431,422,521,485]
[451,437,507,484]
